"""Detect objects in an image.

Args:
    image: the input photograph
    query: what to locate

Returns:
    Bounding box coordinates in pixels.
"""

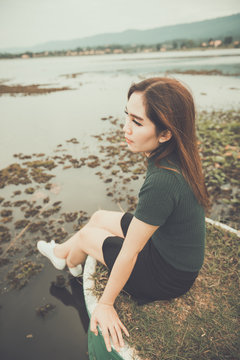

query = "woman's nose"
[123,118,132,134]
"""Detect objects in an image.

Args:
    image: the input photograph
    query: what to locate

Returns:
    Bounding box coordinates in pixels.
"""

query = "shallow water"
[1,49,240,168]
[1,48,240,83]
[0,264,89,360]
[0,49,240,360]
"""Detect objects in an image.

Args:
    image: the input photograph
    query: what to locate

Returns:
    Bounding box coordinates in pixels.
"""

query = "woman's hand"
[90,302,129,352]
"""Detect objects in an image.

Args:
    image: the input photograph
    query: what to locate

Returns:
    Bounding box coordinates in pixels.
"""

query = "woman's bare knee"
[87,210,110,228]
[86,210,124,237]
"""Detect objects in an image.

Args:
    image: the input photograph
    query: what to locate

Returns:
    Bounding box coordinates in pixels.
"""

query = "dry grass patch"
[91,223,239,360]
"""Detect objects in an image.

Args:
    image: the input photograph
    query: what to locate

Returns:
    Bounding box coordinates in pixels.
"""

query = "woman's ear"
[158,130,172,143]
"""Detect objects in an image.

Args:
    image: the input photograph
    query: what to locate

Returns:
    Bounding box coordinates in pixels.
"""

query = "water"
[0,265,89,360]
[1,48,240,83]
[0,48,240,360]
[1,49,240,168]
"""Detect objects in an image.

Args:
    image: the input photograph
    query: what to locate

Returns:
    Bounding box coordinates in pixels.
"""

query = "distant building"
[66,50,78,56]
[214,40,222,47]
[95,50,105,55]
[113,49,123,54]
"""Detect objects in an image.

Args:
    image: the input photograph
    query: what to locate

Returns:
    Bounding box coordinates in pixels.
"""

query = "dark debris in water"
[24,159,57,170]
[44,183,52,190]
[28,221,47,233]
[43,196,50,203]
[36,303,56,317]
[25,187,35,195]
[0,216,13,224]
[0,161,56,189]
[66,137,79,144]
[7,246,22,257]
[52,227,68,243]
[0,163,31,188]
[12,190,22,196]
[14,219,30,229]
[14,153,32,160]
[6,260,44,289]
[2,201,12,207]
[13,200,29,207]
[0,225,11,243]
[30,168,55,183]
[0,257,11,267]
[41,206,61,218]
[1,209,12,217]
[63,212,78,222]
[24,207,40,218]
[52,201,62,207]
[51,274,67,288]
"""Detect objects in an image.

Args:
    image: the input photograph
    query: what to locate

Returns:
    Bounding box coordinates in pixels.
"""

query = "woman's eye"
[132,119,142,126]
[124,110,142,126]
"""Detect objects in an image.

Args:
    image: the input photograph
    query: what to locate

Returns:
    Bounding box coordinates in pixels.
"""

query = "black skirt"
[102,213,198,305]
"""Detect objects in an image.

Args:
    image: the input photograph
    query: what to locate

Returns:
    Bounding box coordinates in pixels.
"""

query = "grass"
[197,110,240,228]
[91,222,239,360]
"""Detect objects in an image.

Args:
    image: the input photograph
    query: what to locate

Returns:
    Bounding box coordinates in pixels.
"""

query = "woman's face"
[123,92,163,155]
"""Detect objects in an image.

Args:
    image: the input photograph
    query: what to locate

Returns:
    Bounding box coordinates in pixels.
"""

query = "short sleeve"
[134,171,179,226]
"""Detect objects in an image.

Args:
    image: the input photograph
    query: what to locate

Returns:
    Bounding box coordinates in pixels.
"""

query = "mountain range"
[1,13,240,54]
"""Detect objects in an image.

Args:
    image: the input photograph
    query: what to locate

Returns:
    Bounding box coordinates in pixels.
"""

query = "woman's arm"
[90,217,158,352]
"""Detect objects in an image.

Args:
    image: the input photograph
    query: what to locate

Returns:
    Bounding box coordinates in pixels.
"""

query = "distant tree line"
[0,36,239,59]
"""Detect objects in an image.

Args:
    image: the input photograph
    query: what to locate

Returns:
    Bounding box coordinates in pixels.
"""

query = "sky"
[0,0,240,49]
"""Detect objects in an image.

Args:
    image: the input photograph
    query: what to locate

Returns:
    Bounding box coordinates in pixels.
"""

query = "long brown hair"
[128,77,210,210]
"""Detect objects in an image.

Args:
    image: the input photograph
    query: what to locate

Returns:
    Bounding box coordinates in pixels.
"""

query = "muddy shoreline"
[1,65,240,97]
[166,69,240,76]
[0,110,239,295]
[0,83,72,96]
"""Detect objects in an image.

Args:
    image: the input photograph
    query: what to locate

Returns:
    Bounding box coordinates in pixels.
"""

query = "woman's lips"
[125,137,133,144]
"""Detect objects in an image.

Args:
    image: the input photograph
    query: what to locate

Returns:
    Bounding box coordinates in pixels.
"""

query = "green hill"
[1,13,240,54]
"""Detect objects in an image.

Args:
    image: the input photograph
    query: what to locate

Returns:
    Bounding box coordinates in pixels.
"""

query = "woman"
[37,77,209,353]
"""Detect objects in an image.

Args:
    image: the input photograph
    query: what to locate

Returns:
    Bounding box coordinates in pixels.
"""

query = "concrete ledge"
[83,255,141,360]
[205,217,240,237]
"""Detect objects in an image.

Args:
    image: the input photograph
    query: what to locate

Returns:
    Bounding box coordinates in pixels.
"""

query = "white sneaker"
[37,240,66,270]
[68,264,82,277]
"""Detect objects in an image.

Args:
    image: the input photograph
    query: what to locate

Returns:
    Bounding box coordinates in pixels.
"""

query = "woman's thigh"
[87,210,124,237]
[78,226,118,266]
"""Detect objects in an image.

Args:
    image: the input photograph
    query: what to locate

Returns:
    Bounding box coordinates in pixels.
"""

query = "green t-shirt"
[134,153,206,272]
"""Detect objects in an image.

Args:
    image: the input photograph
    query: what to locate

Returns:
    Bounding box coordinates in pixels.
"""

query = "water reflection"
[50,276,89,333]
